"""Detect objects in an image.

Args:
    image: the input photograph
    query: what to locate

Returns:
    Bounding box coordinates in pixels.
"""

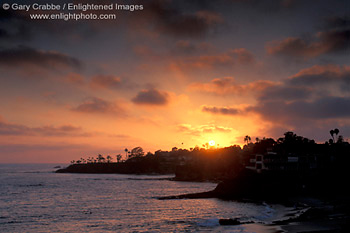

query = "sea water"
[0,164,287,232]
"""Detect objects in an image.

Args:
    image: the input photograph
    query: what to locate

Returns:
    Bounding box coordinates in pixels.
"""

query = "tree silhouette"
[124,148,128,161]
[330,129,335,141]
[97,154,105,163]
[334,128,339,141]
[334,128,339,135]
[130,147,144,158]
[116,154,122,163]
[244,135,251,145]
[337,135,344,143]
[106,155,113,163]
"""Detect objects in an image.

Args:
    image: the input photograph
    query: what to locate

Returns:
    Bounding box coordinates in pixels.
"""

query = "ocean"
[0,164,289,232]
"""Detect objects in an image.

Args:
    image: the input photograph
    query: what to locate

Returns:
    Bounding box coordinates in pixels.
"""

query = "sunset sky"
[0,0,349,163]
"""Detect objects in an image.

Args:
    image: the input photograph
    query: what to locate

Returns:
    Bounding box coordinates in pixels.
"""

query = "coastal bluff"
[56,160,174,175]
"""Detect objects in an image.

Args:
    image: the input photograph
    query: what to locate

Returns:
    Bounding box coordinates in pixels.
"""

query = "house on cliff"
[246,150,318,173]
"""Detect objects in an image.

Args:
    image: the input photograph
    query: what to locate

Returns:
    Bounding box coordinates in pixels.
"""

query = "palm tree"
[106,155,113,163]
[124,148,128,161]
[334,128,339,135]
[334,128,339,141]
[97,154,105,163]
[116,154,122,163]
[130,147,144,158]
[330,129,335,141]
[244,135,251,145]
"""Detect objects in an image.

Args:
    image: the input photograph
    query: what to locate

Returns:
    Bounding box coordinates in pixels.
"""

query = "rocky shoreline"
[158,187,350,231]
[56,162,350,232]
[158,169,350,232]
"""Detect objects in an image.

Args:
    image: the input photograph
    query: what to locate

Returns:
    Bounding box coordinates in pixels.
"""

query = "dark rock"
[55,162,174,175]
[158,191,215,200]
[219,218,241,225]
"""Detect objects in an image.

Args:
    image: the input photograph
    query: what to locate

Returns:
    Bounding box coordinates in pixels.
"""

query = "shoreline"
[56,166,350,232]
[158,189,350,232]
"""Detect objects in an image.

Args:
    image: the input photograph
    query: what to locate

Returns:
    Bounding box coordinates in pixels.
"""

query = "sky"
[0,0,349,163]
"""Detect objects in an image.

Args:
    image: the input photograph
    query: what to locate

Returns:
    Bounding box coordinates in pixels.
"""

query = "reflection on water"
[0,164,286,232]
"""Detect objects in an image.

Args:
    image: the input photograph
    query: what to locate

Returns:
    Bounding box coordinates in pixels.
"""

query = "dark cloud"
[0,8,14,21]
[90,75,122,89]
[0,28,9,39]
[202,106,241,115]
[172,40,214,55]
[247,65,350,124]
[267,15,350,58]
[231,48,256,64]
[251,96,350,122]
[247,65,350,132]
[1,0,220,42]
[249,65,350,127]
[132,88,169,105]
[178,123,232,136]
[287,65,350,93]
[65,73,85,85]
[201,65,350,139]
[0,9,31,41]
[133,41,215,62]
[189,77,275,96]
[174,40,197,54]
[318,29,350,52]
[226,0,304,11]
[142,0,223,38]
[0,119,88,137]
[0,46,82,71]
[326,16,350,30]
[267,37,315,57]
[0,6,107,43]
[258,86,312,101]
[72,97,123,114]
[174,48,256,71]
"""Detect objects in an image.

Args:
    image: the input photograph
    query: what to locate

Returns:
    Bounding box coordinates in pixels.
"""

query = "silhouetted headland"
[57,131,350,200]
[56,155,177,175]
[57,131,350,230]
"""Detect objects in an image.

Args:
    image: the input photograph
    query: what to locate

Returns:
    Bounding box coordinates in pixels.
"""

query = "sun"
[209,140,215,146]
